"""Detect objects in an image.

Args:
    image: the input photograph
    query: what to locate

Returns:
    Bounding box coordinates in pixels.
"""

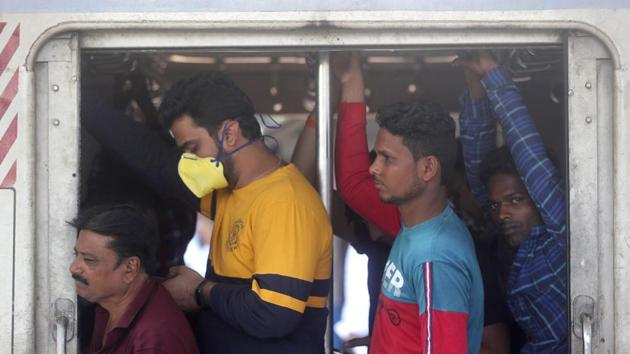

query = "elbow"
[335,181,350,203]
[246,308,302,339]
[334,172,351,201]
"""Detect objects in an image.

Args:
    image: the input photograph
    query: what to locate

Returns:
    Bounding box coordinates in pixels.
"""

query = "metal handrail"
[56,317,68,354]
[582,313,593,354]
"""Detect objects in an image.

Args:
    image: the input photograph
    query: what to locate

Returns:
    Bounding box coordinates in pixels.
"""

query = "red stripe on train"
[0,114,17,165]
[0,24,20,74]
[0,161,16,187]
[0,22,19,189]
[0,70,18,121]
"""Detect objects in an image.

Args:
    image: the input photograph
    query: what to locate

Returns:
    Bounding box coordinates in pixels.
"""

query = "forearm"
[291,113,317,186]
[82,97,199,210]
[209,283,303,338]
[340,75,365,103]
[335,103,400,237]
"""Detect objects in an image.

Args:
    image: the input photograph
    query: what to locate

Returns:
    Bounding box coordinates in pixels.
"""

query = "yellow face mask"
[178,153,229,198]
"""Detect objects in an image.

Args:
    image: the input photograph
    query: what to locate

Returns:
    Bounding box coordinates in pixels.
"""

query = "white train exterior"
[1,1,629,353]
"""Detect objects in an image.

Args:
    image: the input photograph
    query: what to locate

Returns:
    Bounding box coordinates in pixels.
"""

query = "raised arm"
[82,96,199,210]
[481,66,565,232]
[291,112,318,186]
[334,52,400,237]
[456,60,497,214]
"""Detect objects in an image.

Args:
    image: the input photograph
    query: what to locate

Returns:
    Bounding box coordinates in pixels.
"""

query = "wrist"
[305,114,316,129]
[340,78,365,103]
[195,279,210,309]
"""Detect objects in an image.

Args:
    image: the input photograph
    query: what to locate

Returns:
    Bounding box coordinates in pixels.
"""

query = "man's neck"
[398,186,448,228]
[100,275,148,332]
[230,140,281,189]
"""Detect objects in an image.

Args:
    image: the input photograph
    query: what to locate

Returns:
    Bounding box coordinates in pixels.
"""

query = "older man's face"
[69,230,128,304]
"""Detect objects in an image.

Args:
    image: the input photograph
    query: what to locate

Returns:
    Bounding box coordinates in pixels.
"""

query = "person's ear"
[122,257,141,284]
[416,156,440,183]
[221,120,242,151]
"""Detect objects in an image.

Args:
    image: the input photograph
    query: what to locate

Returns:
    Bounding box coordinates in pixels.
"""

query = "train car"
[1,1,629,353]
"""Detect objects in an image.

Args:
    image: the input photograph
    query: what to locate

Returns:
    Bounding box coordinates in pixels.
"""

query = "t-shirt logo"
[383,259,405,297]
[227,220,244,252]
[387,309,401,326]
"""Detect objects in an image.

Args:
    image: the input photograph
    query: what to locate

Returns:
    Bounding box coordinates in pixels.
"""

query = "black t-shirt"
[476,233,526,353]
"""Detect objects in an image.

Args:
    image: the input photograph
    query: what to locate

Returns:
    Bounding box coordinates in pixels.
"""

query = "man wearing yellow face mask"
[82,72,332,354]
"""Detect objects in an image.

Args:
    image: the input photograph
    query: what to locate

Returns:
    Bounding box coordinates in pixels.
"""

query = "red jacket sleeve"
[335,102,401,238]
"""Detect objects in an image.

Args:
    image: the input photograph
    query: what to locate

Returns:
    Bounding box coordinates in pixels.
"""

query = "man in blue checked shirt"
[455,51,567,353]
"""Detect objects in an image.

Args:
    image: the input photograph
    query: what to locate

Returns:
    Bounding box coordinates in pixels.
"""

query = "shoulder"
[256,164,328,215]
[129,285,197,352]
[264,164,317,196]
[404,209,475,257]
[136,284,195,333]
[436,210,476,253]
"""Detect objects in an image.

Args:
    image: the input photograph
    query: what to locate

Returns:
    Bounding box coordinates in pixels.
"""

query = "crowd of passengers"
[70,50,566,354]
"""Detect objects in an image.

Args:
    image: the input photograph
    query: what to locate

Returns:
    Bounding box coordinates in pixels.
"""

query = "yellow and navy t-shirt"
[199,163,332,354]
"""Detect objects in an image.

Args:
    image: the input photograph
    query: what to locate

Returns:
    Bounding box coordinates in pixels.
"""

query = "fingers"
[332,51,363,84]
[348,51,361,69]
[344,336,370,348]
[452,57,469,67]
[454,50,499,77]
[478,50,499,73]
[168,266,182,278]
[452,56,479,73]
[332,52,351,79]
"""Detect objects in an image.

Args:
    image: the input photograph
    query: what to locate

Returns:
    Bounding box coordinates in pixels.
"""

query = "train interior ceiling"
[81,46,565,163]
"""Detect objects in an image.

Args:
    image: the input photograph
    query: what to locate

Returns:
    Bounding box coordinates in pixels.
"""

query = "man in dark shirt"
[69,204,198,354]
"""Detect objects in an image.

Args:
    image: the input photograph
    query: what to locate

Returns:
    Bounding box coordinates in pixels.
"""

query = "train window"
[76,45,569,353]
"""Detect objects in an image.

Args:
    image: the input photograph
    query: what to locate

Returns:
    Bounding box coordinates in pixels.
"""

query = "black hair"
[375,101,456,184]
[158,72,262,140]
[479,145,519,188]
[69,204,159,274]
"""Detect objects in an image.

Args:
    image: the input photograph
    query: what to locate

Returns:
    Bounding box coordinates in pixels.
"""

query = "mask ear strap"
[257,113,282,129]
[213,119,236,166]
[213,118,262,166]
[214,137,259,166]
[261,135,279,154]
[254,113,281,155]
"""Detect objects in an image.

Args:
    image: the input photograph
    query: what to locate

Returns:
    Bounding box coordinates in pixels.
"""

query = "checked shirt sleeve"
[481,67,566,232]
[459,91,496,216]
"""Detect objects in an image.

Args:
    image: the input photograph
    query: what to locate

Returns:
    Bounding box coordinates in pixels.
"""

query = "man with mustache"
[69,204,198,353]
[457,51,567,353]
